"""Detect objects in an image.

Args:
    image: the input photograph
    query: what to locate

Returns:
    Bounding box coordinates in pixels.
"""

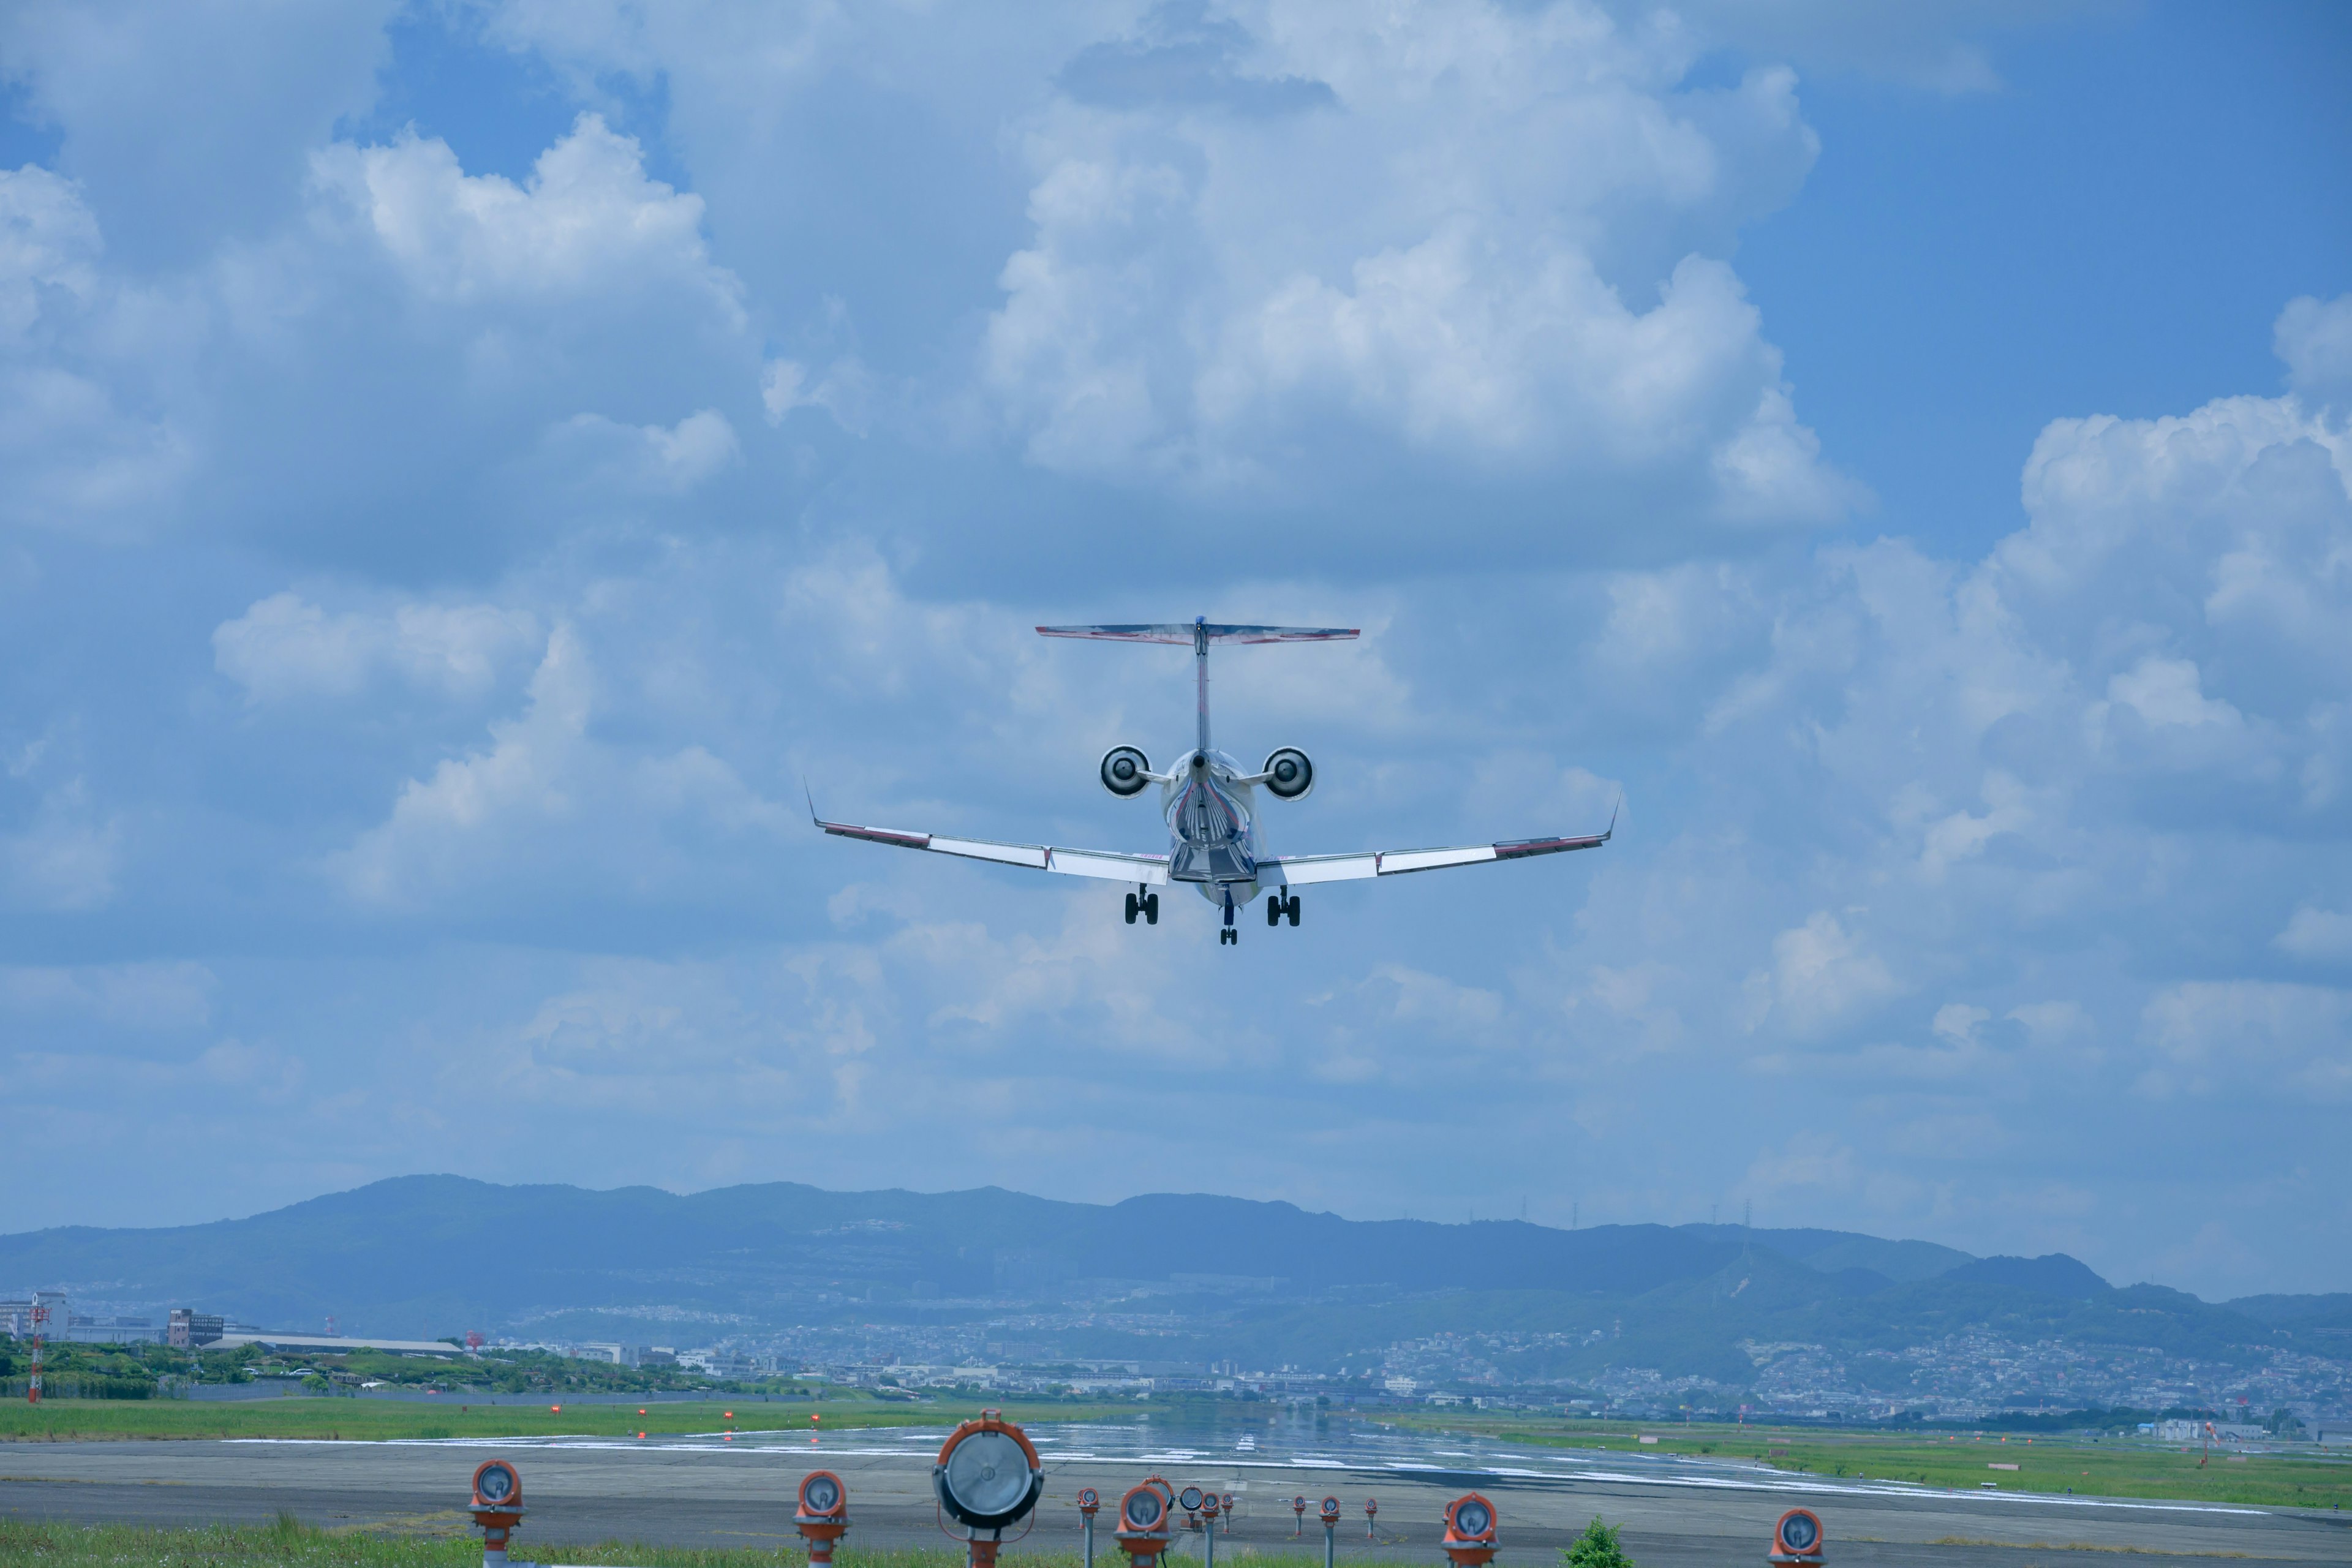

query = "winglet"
[1606,792,1621,840]
[803,775,820,828]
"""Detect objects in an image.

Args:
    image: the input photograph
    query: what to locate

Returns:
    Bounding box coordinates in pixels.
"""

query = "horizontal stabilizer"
[1038,622,1359,645]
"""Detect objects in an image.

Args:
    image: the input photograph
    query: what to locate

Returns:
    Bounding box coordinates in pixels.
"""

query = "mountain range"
[6,1178,2348,1386]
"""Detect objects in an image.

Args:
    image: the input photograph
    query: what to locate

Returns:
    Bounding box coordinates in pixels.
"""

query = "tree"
[1562,1517,1635,1568]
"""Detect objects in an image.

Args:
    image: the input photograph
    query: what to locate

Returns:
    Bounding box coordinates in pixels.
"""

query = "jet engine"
[1099,745,1152,797]
[1261,747,1314,801]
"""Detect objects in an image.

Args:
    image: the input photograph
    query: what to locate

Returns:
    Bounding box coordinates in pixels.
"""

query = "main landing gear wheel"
[1267,892,1302,927]
[1125,889,1159,926]
[1125,892,1139,925]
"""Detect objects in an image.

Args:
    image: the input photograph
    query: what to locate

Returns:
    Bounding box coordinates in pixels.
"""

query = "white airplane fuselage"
[1160,747,1267,908]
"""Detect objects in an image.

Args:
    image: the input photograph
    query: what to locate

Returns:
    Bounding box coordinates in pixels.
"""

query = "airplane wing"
[815,814,1170,884]
[1038,623,1359,645]
[1268,824,1612,885]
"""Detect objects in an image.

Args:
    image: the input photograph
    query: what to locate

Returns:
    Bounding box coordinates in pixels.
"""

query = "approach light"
[1123,1485,1167,1532]
[800,1471,846,1519]
[472,1461,520,1510]
[1770,1508,1823,1564]
[933,1411,1046,1533]
[1440,1493,1498,1568]
[467,1460,527,1567]
[1077,1487,1101,1515]
[1179,1486,1205,1514]
[1318,1496,1340,1525]
[1113,1478,1177,1568]
[796,1469,852,1568]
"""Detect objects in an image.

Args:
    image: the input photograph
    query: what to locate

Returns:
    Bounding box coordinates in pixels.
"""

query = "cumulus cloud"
[1743,911,1901,1036]
[310,115,743,322]
[213,592,541,703]
[2275,292,2352,402]
[981,9,1850,531]
[330,624,792,910]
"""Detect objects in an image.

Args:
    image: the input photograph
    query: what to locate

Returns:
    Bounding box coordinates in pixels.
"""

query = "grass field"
[0,1397,1126,1446]
[1381,1412,2352,1512]
[0,1520,1164,1568]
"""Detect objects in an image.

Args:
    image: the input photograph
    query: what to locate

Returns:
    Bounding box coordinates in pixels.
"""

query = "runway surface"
[2,1420,2345,1567]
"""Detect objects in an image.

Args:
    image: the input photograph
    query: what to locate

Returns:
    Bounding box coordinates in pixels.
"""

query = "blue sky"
[2,1,2348,1298]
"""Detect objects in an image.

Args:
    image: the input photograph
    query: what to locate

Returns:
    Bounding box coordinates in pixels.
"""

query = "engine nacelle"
[1261,747,1314,801]
[1100,745,1152,797]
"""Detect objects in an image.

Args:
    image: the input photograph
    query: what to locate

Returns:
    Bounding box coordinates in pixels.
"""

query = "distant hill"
[0,1177,2325,1381]
[1941,1253,2113,1298]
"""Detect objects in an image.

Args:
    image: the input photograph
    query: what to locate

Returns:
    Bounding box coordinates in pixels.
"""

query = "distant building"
[66,1314,164,1345]
[577,1343,625,1363]
[0,1301,29,1338]
[170,1310,226,1348]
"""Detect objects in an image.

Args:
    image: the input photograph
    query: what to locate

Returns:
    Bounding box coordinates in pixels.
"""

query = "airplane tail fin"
[1037,622,1359,645]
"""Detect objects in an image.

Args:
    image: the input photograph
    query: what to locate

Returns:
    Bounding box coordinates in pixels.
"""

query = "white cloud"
[537,407,741,495]
[0,778,119,911]
[213,592,541,703]
[330,622,791,908]
[2138,981,2352,1102]
[0,164,99,342]
[1743,911,1901,1036]
[309,115,742,322]
[2275,905,2352,963]
[978,7,1849,526]
[0,961,214,1028]
[2275,292,2352,402]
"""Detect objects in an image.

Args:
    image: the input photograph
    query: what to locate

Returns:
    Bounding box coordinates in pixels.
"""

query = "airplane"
[813,618,1613,945]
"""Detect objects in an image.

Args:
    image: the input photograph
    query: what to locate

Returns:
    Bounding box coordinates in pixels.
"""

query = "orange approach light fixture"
[1441,1493,1499,1568]
[1365,1496,1378,1539]
[934,1411,1047,1568]
[1077,1486,1102,1568]
[1770,1508,1824,1565]
[1114,1480,1175,1568]
[1292,1496,1307,1536]
[796,1470,851,1568]
[467,1460,526,1568]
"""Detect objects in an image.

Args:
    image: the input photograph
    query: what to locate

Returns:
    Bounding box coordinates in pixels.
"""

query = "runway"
[1,1428,2345,1567]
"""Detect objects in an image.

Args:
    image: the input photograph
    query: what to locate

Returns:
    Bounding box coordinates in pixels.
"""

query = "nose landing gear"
[1123,889,1159,925]
[1265,892,1301,927]
[1219,892,1238,946]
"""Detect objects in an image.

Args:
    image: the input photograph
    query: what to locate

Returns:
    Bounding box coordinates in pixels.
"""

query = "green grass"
[1379,1412,2352,1512]
[0,1525,1335,1568]
[0,1397,1133,1445]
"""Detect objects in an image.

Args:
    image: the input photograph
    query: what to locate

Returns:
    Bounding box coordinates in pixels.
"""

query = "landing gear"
[1125,889,1158,926]
[1220,892,1238,946]
[1266,892,1300,927]
[1125,892,1139,925]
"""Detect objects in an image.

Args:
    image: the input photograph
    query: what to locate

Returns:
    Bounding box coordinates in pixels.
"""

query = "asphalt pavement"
[2,1439,2347,1567]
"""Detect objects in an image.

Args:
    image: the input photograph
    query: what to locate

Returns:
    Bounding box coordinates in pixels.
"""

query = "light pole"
[1079,1487,1101,1568]
[796,1471,850,1568]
